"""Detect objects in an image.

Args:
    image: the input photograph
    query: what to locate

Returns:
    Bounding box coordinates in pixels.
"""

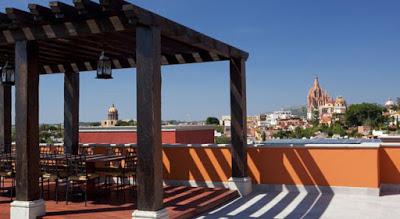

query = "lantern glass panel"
[1,62,15,85]
[96,52,113,79]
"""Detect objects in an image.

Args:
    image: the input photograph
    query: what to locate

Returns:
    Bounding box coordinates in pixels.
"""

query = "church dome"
[385,98,395,108]
[108,104,118,113]
[335,96,346,106]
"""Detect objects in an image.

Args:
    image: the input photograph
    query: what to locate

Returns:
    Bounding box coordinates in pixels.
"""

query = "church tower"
[307,77,333,120]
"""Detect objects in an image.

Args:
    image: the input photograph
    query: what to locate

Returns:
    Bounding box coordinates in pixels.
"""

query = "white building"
[258,111,293,127]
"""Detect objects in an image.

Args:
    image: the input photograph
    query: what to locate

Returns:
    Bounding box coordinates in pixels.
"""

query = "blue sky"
[3,0,400,123]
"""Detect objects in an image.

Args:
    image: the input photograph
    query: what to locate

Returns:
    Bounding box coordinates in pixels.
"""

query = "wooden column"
[15,41,40,201]
[136,25,163,211]
[0,84,12,153]
[64,70,79,155]
[230,58,248,178]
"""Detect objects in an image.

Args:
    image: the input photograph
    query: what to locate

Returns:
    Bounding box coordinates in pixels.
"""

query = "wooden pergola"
[0,1,249,218]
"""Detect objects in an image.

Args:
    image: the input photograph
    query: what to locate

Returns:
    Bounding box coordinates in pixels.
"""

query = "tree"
[261,131,267,141]
[345,103,387,129]
[206,117,220,125]
[311,108,320,126]
[116,120,136,126]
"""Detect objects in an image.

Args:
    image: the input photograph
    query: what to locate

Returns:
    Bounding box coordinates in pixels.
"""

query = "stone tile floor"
[197,191,400,219]
[0,179,238,219]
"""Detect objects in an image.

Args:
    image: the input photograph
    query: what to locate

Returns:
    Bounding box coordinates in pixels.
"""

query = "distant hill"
[283,105,307,118]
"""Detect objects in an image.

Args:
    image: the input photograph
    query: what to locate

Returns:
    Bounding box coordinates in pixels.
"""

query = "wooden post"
[0,84,12,153]
[230,58,248,178]
[15,41,40,201]
[64,70,79,155]
[135,25,163,211]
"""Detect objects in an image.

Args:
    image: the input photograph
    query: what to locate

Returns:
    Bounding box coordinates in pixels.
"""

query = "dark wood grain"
[136,25,163,211]
[0,84,11,153]
[15,40,40,201]
[230,58,248,178]
[64,70,79,155]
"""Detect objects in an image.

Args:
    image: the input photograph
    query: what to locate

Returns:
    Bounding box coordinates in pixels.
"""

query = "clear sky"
[3,0,400,123]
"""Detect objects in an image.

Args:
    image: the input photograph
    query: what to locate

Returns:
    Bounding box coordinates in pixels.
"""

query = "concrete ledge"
[132,208,169,219]
[10,199,46,219]
[165,180,381,196]
[228,177,253,196]
[380,184,400,195]
[164,180,229,189]
[254,184,380,196]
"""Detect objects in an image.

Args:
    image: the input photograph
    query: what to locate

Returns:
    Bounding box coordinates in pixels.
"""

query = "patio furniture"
[120,150,137,194]
[40,153,68,203]
[79,146,94,156]
[0,153,15,201]
[66,155,99,206]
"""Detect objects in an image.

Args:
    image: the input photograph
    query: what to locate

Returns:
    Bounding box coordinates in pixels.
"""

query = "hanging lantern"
[1,61,15,86]
[96,51,112,79]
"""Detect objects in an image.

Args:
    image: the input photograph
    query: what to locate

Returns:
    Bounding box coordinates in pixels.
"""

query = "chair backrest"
[40,154,58,174]
[107,146,123,156]
[79,146,94,155]
[124,150,137,171]
[0,153,14,173]
[40,146,51,155]
[66,154,87,176]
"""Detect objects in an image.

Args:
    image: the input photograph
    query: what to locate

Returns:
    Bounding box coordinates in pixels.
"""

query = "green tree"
[215,136,230,144]
[311,108,320,126]
[261,131,267,141]
[116,120,136,126]
[345,103,387,129]
[206,117,220,125]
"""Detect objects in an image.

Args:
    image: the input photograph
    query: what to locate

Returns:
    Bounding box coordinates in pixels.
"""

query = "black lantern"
[1,61,15,86]
[96,51,112,79]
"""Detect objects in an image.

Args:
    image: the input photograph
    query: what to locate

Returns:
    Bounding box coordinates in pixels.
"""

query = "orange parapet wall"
[248,148,379,188]
[380,146,400,185]
[163,147,232,182]
[163,146,380,188]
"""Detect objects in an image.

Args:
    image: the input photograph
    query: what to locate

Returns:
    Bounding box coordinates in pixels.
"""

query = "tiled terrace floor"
[0,180,238,219]
[197,191,400,218]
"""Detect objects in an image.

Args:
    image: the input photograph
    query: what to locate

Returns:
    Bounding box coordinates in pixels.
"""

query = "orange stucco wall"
[162,147,380,188]
[163,147,232,182]
[248,148,379,188]
[380,146,400,184]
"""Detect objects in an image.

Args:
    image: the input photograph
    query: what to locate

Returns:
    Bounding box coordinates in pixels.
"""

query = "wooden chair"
[66,155,99,206]
[0,153,15,201]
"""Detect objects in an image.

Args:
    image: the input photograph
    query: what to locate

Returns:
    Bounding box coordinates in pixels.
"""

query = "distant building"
[277,118,305,131]
[258,111,293,127]
[307,77,333,120]
[79,125,215,144]
[307,77,347,124]
[101,104,119,127]
[385,98,399,126]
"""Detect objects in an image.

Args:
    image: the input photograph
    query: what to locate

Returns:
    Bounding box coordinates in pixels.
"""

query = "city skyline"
[2,0,400,123]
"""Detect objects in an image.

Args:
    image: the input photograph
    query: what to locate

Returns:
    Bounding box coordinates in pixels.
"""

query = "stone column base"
[228,177,253,196]
[132,208,169,219]
[10,199,46,219]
